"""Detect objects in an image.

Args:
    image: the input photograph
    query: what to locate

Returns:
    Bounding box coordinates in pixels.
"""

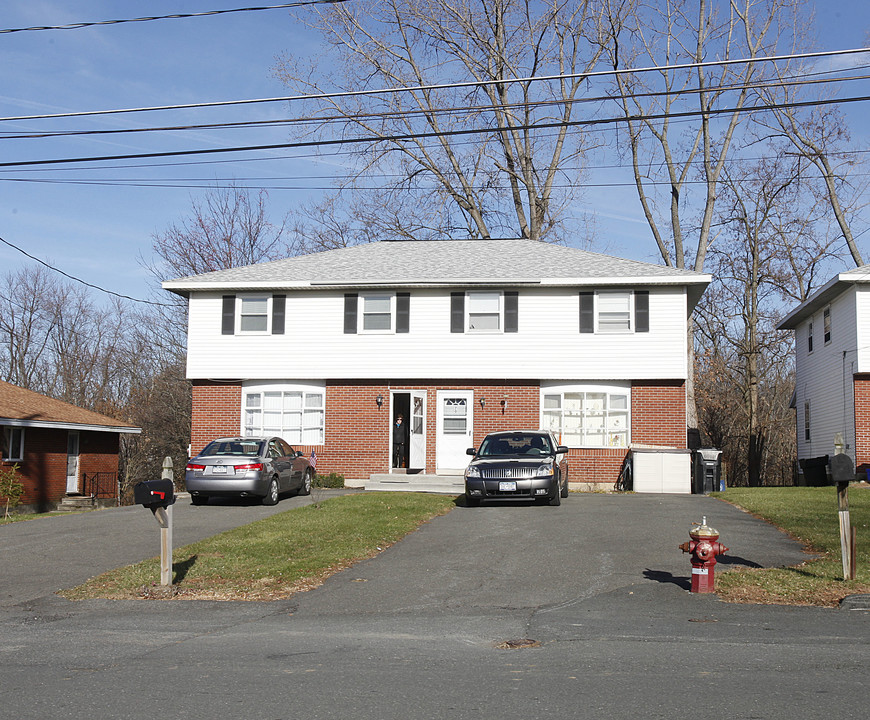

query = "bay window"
[542,384,630,448]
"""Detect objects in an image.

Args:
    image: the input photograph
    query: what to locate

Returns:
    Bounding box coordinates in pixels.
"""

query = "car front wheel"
[548,478,562,506]
[262,477,280,506]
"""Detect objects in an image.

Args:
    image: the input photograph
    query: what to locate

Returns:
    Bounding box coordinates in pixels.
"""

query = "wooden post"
[156,456,174,587]
[830,453,855,581]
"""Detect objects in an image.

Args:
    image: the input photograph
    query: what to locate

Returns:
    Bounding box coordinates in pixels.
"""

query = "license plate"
[211,465,227,474]
[499,481,517,492]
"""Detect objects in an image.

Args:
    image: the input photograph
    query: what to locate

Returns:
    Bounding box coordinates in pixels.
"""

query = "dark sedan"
[464,430,569,506]
[185,436,313,506]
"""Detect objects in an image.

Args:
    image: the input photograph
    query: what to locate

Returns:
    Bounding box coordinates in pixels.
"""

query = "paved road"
[1,492,867,720]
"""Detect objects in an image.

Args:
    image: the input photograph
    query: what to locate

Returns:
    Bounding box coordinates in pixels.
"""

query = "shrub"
[313,472,345,489]
[0,464,25,519]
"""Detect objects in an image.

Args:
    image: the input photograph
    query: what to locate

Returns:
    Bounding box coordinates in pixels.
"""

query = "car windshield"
[477,434,553,457]
[201,440,263,457]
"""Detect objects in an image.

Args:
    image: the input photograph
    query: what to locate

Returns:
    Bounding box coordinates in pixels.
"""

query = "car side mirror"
[466,447,476,456]
[557,446,569,454]
[295,451,304,458]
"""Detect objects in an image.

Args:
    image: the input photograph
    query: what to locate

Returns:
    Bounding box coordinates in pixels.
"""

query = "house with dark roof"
[163,239,710,490]
[777,265,870,482]
[0,381,141,511]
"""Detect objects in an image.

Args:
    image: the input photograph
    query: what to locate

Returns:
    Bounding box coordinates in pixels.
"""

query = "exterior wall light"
[376,394,384,408]
[479,397,486,408]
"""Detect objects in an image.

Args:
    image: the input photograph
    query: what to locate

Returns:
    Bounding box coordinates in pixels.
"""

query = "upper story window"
[468,291,501,331]
[2,426,24,462]
[451,291,518,333]
[240,296,269,332]
[823,307,831,344]
[361,293,393,332]
[221,294,285,335]
[807,320,814,353]
[579,290,649,334]
[344,292,409,334]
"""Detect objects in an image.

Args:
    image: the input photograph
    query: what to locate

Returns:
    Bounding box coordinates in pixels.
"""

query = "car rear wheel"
[262,477,280,506]
[299,470,312,496]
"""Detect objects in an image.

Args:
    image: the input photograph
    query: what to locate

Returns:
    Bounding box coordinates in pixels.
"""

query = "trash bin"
[692,448,723,494]
[799,456,829,487]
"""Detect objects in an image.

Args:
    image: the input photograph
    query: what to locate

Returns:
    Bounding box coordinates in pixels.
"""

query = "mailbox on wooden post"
[133,457,176,587]
[830,453,856,581]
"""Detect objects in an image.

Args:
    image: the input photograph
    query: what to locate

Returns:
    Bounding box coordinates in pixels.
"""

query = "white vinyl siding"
[794,287,858,463]
[186,287,689,381]
[242,382,325,444]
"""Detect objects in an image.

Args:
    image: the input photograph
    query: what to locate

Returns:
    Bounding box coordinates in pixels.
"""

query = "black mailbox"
[134,479,176,508]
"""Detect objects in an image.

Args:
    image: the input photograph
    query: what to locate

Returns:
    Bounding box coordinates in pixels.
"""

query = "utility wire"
[0,236,173,307]
[0,1,348,34]
[1,46,867,123]
[1,91,868,169]
[4,69,869,141]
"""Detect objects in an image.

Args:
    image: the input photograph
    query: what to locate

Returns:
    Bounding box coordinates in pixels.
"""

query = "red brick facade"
[190,378,687,488]
[1,428,121,510]
[854,374,870,475]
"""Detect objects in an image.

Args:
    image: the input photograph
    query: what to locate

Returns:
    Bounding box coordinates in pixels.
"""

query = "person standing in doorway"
[393,414,408,468]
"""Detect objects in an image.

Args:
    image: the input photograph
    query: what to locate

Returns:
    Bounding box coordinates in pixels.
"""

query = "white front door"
[436,390,474,473]
[66,431,80,494]
[409,391,426,470]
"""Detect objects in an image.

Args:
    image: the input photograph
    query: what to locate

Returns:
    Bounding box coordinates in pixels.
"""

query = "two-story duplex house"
[163,239,710,489]
[777,265,870,481]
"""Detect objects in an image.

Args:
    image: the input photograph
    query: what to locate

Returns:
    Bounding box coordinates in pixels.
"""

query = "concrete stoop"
[58,495,97,511]
[364,473,465,495]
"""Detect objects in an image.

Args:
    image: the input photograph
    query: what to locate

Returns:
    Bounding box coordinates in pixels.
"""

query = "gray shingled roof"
[163,240,709,293]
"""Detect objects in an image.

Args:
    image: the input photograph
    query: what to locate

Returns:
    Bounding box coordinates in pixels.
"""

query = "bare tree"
[275,0,615,242]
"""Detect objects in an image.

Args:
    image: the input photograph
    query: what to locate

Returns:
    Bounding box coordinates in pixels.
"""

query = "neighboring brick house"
[0,381,141,511]
[163,239,710,489]
[777,265,870,482]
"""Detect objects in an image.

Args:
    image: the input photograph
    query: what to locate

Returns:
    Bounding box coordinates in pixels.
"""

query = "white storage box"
[631,449,691,493]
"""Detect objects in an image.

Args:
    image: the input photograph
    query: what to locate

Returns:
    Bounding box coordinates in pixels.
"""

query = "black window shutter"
[221,295,235,335]
[504,291,518,333]
[579,292,594,333]
[635,291,649,333]
[396,293,410,333]
[272,295,286,335]
[451,292,465,333]
[344,294,358,334]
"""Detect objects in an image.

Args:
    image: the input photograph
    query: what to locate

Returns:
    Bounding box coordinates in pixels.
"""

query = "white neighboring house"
[163,239,711,488]
[777,265,870,482]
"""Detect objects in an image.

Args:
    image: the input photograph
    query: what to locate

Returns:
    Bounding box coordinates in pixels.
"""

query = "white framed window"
[238,296,270,333]
[807,320,814,353]
[2,426,24,461]
[467,291,501,332]
[541,383,630,448]
[361,292,394,332]
[823,307,831,344]
[597,291,632,333]
[242,382,325,444]
[804,400,811,442]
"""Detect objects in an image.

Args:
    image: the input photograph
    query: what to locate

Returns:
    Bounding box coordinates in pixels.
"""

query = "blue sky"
[1,1,869,305]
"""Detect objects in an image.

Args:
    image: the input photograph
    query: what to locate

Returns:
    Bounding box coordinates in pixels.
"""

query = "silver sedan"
[185,436,313,506]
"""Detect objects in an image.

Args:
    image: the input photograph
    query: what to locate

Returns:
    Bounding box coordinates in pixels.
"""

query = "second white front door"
[436,390,473,473]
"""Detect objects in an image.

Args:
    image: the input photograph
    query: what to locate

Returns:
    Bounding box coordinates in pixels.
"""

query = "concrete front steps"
[363,473,465,495]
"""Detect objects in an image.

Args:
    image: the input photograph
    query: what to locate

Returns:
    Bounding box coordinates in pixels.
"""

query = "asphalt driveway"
[1,491,867,720]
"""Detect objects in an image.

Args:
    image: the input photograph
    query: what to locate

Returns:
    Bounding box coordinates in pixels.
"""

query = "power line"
[1,46,867,123]
[0,1,348,34]
[1,91,868,170]
[4,69,869,141]
[0,236,173,307]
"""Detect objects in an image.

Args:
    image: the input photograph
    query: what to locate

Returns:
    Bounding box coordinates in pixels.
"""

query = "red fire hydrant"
[679,517,728,593]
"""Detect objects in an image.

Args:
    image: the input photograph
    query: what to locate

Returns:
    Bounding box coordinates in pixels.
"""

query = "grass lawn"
[61,493,455,601]
[713,486,870,607]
